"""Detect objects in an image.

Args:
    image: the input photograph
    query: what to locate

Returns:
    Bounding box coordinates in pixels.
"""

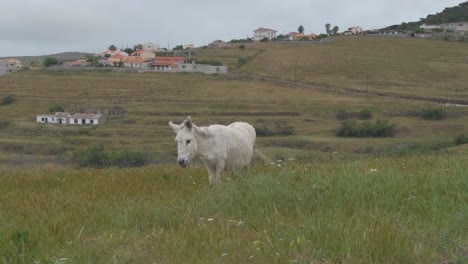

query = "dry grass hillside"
[0,37,467,263]
[0,37,467,166]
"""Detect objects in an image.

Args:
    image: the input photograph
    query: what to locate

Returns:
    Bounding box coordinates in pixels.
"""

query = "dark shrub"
[336,120,396,137]
[274,121,295,136]
[111,151,149,167]
[256,122,295,137]
[48,105,65,113]
[335,110,349,120]
[238,45,245,50]
[454,134,468,145]
[256,125,274,137]
[0,121,9,128]
[1,95,15,105]
[420,107,445,120]
[237,57,249,67]
[73,145,109,167]
[358,108,373,120]
[73,145,149,167]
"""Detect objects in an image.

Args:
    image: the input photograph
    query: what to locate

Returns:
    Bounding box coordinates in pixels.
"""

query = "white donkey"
[169,116,256,185]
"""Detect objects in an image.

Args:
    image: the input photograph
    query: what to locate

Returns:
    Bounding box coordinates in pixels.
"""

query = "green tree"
[43,57,59,67]
[400,22,408,32]
[85,54,98,64]
[325,23,331,35]
[108,44,117,51]
[332,26,339,35]
[133,44,143,50]
[124,48,134,54]
[298,25,304,34]
[173,45,183,51]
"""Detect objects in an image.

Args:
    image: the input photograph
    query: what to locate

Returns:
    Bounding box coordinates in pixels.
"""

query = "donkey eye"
[186,140,191,145]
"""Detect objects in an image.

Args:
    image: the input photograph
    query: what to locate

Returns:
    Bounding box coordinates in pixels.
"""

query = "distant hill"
[384,1,468,31]
[0,52,91,67]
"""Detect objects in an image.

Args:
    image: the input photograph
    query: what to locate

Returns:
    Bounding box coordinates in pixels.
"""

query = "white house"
[347,26,364,35]
[420,24,441,31]
[0,59,23,75]
[441,22,468,32]
[253,28,277,41]
[141,42,161,52]
[69,113,106,125]
[37,112,105,125]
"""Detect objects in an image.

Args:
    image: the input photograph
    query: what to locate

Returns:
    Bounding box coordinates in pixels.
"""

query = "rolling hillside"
[0,52,90,67]
[0,36,467,263]
[1,37,467,166]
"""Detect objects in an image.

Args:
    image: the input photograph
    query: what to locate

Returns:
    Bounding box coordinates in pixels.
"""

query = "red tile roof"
[152,61,176,66]
[153,56,186,61]
[124,56,144,63]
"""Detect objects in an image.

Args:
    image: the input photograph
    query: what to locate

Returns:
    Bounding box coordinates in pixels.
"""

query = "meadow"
[0,36,467,263]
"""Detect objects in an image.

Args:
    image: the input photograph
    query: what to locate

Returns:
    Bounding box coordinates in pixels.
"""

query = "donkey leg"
[205,162,217,185]
[214,160,225,184]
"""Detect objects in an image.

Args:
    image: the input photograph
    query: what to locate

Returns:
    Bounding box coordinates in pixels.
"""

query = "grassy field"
[0,37,467,262]
[1,155,467,263]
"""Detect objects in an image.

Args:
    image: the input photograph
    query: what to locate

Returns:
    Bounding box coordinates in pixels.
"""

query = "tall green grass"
[0,154,466,263]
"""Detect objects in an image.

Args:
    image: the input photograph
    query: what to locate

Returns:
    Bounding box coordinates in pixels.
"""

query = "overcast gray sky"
[0,0,464,56]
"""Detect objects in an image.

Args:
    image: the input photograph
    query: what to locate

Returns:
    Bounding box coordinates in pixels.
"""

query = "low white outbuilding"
[36,112,105,125]
[69,113,105,125]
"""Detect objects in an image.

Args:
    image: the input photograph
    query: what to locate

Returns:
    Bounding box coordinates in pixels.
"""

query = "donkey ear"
[193,126,210,138]
[169,121,182,133]
[183,116,193,130]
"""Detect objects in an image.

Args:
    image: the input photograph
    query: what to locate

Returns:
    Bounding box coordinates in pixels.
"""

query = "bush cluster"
[1,95,15,105]
[454,134,468,145]
[237,57,249,67]
[48,105,65,113]
[336,120,396,137]
[420,107,445,120]
[73,145,149,167]
[0,121,9,128]
[256,121,295,137]
[358,109,373,120]
[335,110,349,120]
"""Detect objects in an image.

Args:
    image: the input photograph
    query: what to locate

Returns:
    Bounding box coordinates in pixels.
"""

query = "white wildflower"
[207,218,214,222]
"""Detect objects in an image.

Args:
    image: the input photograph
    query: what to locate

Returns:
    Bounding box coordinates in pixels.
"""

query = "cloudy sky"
[0,0,464,56]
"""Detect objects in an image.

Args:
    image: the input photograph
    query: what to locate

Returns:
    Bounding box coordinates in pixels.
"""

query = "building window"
[90,120,94,124]
[74,119,77,124]
[41,118,45,121]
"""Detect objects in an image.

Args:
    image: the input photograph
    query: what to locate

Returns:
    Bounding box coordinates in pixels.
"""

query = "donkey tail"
[254,148,274,164]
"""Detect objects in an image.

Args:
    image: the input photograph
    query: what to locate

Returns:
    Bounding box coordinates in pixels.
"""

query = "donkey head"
[169,116,204,168]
